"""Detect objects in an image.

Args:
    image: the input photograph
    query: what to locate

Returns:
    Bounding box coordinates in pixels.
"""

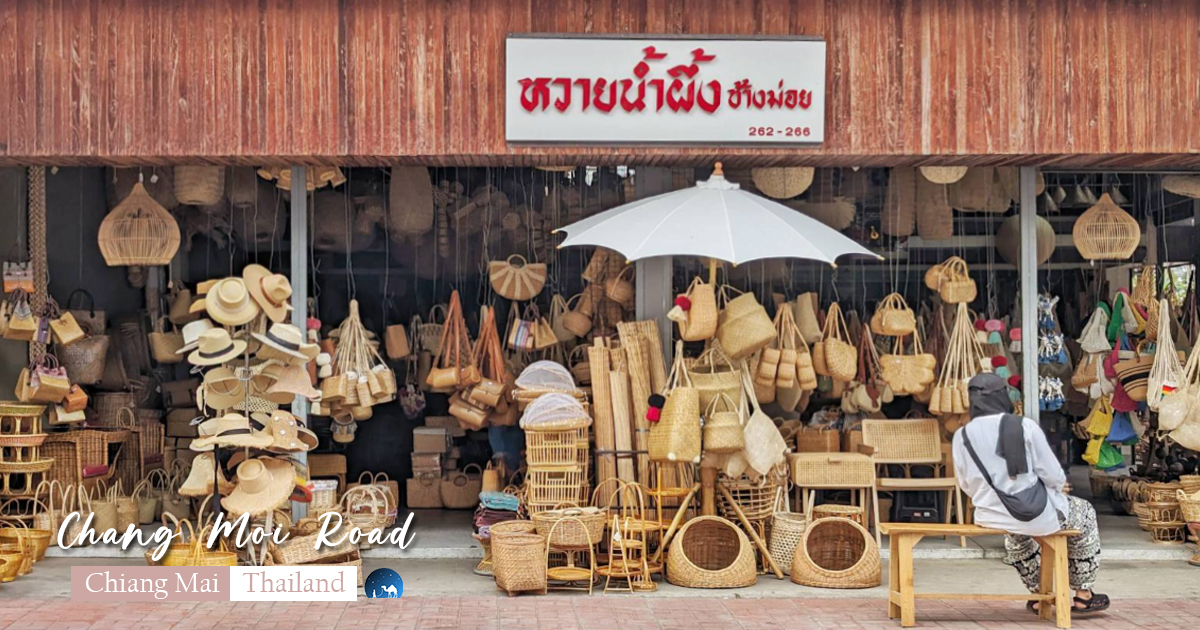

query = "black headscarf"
[967,373,1027,477]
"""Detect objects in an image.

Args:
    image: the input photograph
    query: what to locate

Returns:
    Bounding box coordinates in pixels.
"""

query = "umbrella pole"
[708,258,719,284]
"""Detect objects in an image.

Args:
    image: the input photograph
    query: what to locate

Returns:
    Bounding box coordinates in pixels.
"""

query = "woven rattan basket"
[98,182,181,266]
[751,167,815,199]
[1072,193,1140,260]
[1176,490,1200,523]
[492,531,548,595]
[532,507,605,548]
[769,511,808,576]
[173,166,226,206]
[666,516,756,589]
[790,517,881,589]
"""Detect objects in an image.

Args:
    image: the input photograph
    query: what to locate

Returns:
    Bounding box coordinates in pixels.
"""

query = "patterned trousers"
[1004,494,1101,592]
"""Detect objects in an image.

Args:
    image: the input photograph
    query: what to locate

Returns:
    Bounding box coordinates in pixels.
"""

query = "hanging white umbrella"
[556,164,880,267]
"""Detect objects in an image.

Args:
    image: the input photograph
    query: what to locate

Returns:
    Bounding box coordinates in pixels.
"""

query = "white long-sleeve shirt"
[952,414,1069,537]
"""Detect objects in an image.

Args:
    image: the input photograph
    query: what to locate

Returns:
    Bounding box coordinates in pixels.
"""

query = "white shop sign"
[505,36,826,145]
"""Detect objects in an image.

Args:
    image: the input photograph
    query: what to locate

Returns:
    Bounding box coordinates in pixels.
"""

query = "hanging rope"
[28,166,48,362]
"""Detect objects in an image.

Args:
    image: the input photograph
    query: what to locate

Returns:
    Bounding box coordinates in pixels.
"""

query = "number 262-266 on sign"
[748,126,811,138]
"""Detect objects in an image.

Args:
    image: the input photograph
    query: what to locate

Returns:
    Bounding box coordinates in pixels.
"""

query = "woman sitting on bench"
[953,374,1110,616]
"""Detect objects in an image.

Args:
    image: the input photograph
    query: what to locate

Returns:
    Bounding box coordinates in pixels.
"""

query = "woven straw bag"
[173,166,225,206]
[650,344,701,464]
[935,256,977,304]
[916,175,953,240]
[870,293,916,337]
[882,167,917,237]
[919,166,968,185]
[149,317,184,364]
[419,305,447,354]
[790,517,881,588]
[716,286,776,360]
[751,167,814,199]
[666,516,757,589]
[689,343,743,412]
[677,277,718,342]
[703,392,745,454]
[820,303,857,382]
[604,266,635,306]
[1073,193,1140,260]
[388,167,435,236]
[488,255,547,302]
[879,333,937,396]
[1160,342,1200,431]
[793,292,823,343]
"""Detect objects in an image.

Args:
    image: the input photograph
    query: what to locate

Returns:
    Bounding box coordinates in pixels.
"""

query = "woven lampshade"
[1072,192,1140,260]
[919,166,968,185]
[752,167,815,199]
[98,182,181,266]
[996,214,1055,265]
[1163,175,1200,199]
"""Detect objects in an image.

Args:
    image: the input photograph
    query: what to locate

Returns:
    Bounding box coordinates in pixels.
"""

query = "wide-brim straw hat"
[190,413,273,451]
[252,322,319,365]
[178,453,236,497]
[187,329,248,366]
[202,367,245,410]
[243,264,294,324]
[233,396,279,414]
[196,279,219,296]
[265,363,321,402]
[205,277,261,326]
[221,457,296,518]
[252,410,316,453]
[176,318,216,354]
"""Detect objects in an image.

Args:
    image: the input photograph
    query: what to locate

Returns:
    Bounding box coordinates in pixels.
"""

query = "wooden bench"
[880,523,1080,629]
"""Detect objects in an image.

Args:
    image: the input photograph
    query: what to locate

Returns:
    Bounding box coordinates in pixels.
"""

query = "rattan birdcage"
[1072,193,1140,260]
[97,182,181,266]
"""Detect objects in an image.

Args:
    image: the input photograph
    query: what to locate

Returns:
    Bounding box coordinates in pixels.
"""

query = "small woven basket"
[532,507,604,548]
[790,517,881,589]
[173,166,226,206]
[1176,490,1200,523]
[666,516,757,589]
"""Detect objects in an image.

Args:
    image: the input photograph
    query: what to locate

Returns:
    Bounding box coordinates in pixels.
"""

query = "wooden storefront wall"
[0,0,1198,168]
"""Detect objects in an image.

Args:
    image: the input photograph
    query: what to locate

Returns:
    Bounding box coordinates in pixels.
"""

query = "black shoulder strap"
[960,426,1000,493]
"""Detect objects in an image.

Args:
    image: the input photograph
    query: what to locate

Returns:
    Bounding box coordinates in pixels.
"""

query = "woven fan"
[98,182,181,266]
[1072,193,1140,260]
[919,166,968,185]
[488,255,547,302]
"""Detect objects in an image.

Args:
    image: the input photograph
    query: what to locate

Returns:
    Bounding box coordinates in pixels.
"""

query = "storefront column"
[290,166,309,517]
[634,168,674,362]
[1019,166,1040,422]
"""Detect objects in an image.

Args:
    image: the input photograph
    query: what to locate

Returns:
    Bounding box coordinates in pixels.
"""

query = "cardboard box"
[411,452,442,472]
[165,408,199,438]
[423,416,465,438]
[413,427,450,453]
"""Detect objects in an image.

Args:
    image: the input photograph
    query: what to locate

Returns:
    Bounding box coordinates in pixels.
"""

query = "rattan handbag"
[703,392,745,454]
[870,293,916,337]
[689,343,743,412]
[488,255,547,302]
[674,277,718,342]
[935,256,977,304]
[819,303,857,382]
[149,317,184,364]
[650,344,702,464]
[716,286,776,360]
[879,332,937,396]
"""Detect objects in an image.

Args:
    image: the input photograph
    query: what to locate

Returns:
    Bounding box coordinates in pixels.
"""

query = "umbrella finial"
[712,162,724,177]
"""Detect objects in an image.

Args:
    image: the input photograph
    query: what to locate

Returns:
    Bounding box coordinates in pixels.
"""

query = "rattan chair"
[860,419,965,547]
[787,452,879,545]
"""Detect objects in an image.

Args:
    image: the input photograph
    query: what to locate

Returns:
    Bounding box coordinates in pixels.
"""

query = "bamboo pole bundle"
[609,369,637,483]
[622,334,654,485]
[620,320,667,395]
[589,339,617,485]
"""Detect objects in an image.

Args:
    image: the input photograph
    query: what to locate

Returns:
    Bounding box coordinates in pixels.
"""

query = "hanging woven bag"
[715,286,776,361]
[649,342,701,464]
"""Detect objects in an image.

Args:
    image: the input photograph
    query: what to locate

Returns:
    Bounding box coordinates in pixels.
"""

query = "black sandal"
[1026,601,1040,614]
[1073,594,1110,616]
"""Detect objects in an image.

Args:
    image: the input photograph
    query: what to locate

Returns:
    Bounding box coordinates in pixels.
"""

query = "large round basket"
[666,516,756,589]
[790,517,881,589]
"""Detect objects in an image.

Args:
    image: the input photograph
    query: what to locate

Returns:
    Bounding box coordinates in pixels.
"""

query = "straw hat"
[177,319,217,354]
[202,367,245,410]
[253,322,319,365]
[187,328,248,366]
[252,410,317,453]
[233,396,279,414]
[178,453,236,497]
[196,279,219,296]
[205,277,261,326]
[190,412,273,451]
[919,166,969,185]
[265,363,322,403]
[221,457,296,517]
[243,265,294,323]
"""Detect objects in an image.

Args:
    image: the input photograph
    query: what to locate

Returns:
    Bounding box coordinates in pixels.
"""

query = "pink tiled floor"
[0,597,1196,630]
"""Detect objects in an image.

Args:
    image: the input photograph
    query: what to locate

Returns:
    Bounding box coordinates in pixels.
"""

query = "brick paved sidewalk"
[1,596,1197,630]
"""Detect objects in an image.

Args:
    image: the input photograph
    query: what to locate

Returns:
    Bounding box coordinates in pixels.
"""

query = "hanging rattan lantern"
[751,167,815,199]
[996,214,1055,265]
[98,182,181,266]
[1072,193,1140,261]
